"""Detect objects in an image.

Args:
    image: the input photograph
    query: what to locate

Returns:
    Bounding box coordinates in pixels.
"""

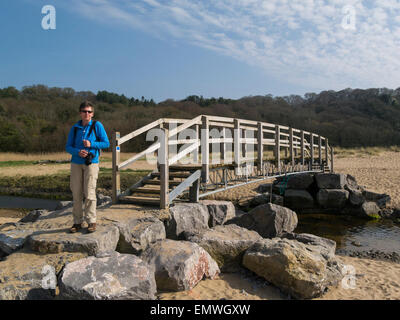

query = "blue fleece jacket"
[65,120,110,164]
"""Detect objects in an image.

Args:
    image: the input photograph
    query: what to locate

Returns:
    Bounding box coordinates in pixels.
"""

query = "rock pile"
[255,173,391,219]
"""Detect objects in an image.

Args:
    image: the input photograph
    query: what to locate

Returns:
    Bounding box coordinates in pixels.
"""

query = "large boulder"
[59,251,156,300]
[276,173,315,190]
[228,203,298,238]
[283,189,314,209]
[251,193,284,207]
[140,239,219,292]
[362,191,391,209]
[27,225,120,256]
[165,203,210,239]
[317,189,349,209]
[185,224,262,272]
[0,249,87,300]
[359,201,381,219]
[200,200,236,226]
[116,217,166,255]
[315,173,346,189]
[243,238,343,299]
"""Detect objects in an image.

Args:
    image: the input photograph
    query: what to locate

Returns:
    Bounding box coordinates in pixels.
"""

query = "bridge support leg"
[189,178,200,202]
[112,131,120,204]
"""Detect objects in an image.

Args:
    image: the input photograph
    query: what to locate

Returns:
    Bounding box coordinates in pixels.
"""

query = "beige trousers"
[70,163,99,224]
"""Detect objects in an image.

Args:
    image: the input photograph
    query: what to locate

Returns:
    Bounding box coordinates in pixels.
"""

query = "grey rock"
[186,224,262,272]
[284,189,314,209]
[140,239,220,291]
[251,193,284,207]
[257,183,273,194]
[59,252,156,300]
[228,203,298,238]
[315,173,346,189]
[359,201,381,219]
[0,250,87,300]
[362,191,391,209]
[277,173,315,190]
[27,225,120,256]
[55,201,73,211]
[200,200,236,226]
[19,210,48,223]
[165,203,210,239]
[0,227,35,255]
[281,233,336,260]
[96,194,112,207]
[348,190,365,206]
[243,238,343,299]
[317,189,349,209]
[116,217,166,255]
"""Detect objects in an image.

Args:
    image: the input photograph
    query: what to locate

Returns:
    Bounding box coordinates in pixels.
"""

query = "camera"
[85,152,94,166]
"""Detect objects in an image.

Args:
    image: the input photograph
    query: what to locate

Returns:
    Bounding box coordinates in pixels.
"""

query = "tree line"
[0,85,400,153]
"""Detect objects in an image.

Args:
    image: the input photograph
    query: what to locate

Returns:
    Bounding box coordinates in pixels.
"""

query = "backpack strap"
[88,120,98,141]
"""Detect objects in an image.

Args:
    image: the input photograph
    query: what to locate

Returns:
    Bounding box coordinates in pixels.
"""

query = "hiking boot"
[69,224,82,233]
[87,223,96,233]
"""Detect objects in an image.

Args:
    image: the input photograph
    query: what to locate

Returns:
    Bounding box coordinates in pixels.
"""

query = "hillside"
[1,85,400,153]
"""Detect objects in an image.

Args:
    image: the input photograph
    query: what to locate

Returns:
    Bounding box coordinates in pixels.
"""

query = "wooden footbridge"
[111,115,334,208]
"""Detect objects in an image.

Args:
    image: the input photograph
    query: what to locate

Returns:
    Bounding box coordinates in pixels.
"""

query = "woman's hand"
[83,140,91,148]
[79,149,89,158]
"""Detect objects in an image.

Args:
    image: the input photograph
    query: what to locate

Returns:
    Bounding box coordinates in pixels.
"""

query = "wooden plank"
[209,138,234,144]
[121,170,155,196]
[168,139,198,145]
[318,135,322,165]
[262,129,276,134]
[209,121,234,128]
[168,115,202,138]
[300,130,305,165]
[119,195,160,205]
[112,131,121,204]
[310,134,314,166]
[169,140,200,165]
[221,127,227,163]
[119,118,162,145]
[201,115,209,183]
[325,138,329,166]
[289,127,294,166]
[207,115,235,123]
[331,146,334,173]
[160,128,169,209]
[257,122,263,173]
[275,125,280,172]
[119,141,160,170]
[193,124,199,164]
[234,119,241,172]
[241,128,246,158]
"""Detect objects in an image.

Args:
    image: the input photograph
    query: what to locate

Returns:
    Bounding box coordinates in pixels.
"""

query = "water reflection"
[295,214,400,254]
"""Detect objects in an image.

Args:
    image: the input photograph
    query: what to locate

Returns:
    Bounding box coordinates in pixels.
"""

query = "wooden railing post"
[160,128,169,209]
[193,124,199,164]
[310,133,314,170]
[221,127,227,164]
[325,138,329,167]
[234,119,241,175]
[318,135,322,166]
[241,128,247,159]
[330,146,334,173]
[112,131,120,204]
[300,130,305,166]
[257,122,263,174]
[275,125,280,172]
[289,127,294,166]
[201,116,209,183]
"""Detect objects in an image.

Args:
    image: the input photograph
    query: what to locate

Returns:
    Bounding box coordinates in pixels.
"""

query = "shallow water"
[295,214,400,254]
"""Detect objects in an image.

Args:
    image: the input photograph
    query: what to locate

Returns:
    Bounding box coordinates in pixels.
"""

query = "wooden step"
[145,180,181,186]
[151,172,192,179]
[131,187,162,194]
[119,195,160,205]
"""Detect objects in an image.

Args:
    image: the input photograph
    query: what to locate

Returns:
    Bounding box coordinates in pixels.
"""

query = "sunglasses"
[80,110,93,114]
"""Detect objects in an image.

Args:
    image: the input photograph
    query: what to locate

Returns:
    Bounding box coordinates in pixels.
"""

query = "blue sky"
[1,0,400,102]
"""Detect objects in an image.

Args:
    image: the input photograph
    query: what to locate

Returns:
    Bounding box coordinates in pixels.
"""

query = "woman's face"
[80,107,94,123]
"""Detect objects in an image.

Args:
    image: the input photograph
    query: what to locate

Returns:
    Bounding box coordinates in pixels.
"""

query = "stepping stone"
[27,225,120,256]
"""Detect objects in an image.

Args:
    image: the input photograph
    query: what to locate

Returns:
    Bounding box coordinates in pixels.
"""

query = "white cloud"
[69,0,400,91]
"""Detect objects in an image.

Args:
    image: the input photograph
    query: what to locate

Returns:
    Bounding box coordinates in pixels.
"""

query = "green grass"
[0,160,38,167]
[0,169,151,201]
